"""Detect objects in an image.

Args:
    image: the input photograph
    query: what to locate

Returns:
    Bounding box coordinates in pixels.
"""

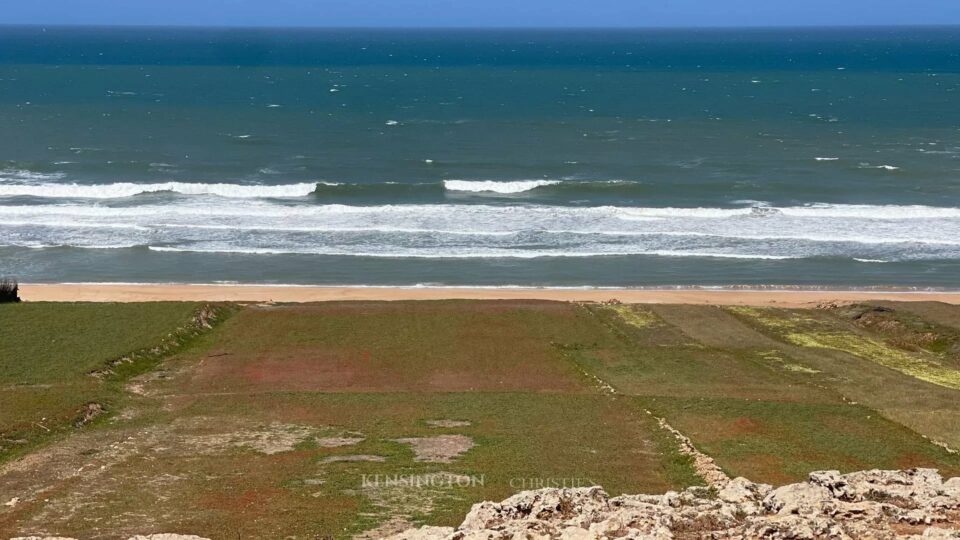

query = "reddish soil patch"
[895,452,941,470]
[238,352,360,391]
[735,454,795,485]
[180,302,594,394]
[730,416,763,434]
[198,486,287,516]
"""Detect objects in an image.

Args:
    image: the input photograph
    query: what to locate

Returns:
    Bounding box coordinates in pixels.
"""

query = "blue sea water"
[1,26,959,287]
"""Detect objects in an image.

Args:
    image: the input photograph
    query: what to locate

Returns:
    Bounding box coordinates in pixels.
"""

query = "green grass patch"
[0,302,232,463]
[641,396,960,485]
[0,302,202,384]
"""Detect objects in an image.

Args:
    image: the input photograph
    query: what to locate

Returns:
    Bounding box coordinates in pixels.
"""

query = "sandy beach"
[19,283,960,307]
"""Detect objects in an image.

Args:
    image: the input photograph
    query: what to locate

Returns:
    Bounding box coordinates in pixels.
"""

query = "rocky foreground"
[10,470,960,539]
[390,469,960,539]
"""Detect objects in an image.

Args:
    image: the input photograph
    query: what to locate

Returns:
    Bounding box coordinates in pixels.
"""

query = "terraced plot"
[576,303,960,483]
[181,301,595,393]
[726,304,960,449]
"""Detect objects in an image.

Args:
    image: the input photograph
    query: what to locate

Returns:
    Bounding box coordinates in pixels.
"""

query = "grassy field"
[1,300,959,538]
[0,302,217,462]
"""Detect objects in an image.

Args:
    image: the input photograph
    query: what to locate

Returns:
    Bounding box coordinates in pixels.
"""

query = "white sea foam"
[0,182,319,199]
[859,163,901,170]
[2,201,958,262]
[443,179,562,193]
[0,169,66,182]
[1,202,957,221]
[814,157,839,161]
[145,245,800,260]
[779,204,960,219]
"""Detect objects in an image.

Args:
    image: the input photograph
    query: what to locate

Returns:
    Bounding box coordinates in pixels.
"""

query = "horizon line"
[3,23,960,31]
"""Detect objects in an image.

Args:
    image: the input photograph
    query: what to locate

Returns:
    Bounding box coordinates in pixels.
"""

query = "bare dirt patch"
[129,535,211,540]
[356,472,479,539]
[354,517,416,540]
[393,435,475,463]
[316,436,365,448]
[320,455,385,464]
[170,421,317,455]
[425,420,471,428]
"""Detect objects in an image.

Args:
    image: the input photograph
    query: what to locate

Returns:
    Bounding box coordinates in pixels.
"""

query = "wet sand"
[19,283,960,307]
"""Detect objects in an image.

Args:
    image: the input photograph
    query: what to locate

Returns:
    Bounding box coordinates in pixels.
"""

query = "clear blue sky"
[3,0,960,28]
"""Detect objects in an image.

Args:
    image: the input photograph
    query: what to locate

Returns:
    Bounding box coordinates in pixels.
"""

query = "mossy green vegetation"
[755,349,821,374]
[829,303,960,364]
[784,331,960,390]
[727,305,960,390]
[605,303,662,329]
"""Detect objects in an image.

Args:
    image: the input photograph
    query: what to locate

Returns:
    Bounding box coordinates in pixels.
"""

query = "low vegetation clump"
[604,304,662,329]
[829,303,960,361]
[754,349,821,374]
[0,277,20,303]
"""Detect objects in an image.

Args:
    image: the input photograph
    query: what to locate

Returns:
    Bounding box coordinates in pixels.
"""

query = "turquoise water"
[1,27,959,286]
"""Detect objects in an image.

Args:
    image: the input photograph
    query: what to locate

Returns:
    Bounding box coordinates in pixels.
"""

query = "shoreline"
[18,283,960,307]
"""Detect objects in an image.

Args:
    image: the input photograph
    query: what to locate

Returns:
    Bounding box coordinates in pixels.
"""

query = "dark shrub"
[0,277,20,303]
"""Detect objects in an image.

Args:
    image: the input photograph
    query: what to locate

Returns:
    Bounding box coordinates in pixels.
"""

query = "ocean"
[1,26,959,287]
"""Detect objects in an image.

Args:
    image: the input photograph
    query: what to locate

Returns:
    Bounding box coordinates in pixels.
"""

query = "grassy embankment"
[0,302,229,463]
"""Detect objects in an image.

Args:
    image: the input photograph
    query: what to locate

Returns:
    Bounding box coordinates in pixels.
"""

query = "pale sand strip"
[18,283,960,307]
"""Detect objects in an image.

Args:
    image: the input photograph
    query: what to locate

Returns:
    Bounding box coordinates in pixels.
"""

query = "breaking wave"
[0,181,320,199]
[443,179,562,193]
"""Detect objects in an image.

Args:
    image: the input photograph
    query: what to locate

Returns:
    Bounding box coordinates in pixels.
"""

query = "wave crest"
[0,181,320,199]
[443,179,562,194]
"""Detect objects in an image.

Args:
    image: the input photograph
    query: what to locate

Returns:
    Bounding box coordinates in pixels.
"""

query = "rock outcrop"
[390,469,960,539]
